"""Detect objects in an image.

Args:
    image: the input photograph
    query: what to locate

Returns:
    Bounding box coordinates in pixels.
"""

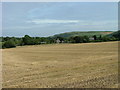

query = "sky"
[2,2,118,37]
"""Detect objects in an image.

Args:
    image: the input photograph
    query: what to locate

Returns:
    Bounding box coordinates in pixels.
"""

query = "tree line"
[1,34,119,49]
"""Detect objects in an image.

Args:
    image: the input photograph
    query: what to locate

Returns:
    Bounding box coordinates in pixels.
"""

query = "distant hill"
[52,31,113,38]
[107,30,120,39]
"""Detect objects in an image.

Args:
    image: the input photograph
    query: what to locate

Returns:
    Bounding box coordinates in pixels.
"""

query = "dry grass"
[2,41,118,88]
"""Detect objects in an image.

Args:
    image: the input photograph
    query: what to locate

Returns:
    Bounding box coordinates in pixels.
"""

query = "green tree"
[22,35,33,45]
[72,36,83,43]
[83,36,89,43]
[102,36,110,41]
[98,35,102,40]
[93,35,97,40]
[3,40,16,48]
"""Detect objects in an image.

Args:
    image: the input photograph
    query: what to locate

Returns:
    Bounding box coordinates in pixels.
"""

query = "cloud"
[27,19,80,24]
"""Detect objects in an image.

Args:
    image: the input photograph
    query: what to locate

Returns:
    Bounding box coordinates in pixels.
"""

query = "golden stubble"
[2,41,119,88]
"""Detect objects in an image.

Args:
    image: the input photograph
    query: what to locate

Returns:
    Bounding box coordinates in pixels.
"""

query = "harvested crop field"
[2,41,118,88]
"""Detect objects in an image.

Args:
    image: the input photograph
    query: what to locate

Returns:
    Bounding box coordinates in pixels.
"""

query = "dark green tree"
[72,36,83,43]
[98,35,102,40]
[93,35,97,40]
[102,36,110,41]
[22,35,33,45]
[83,36,89,43]
[3,40,16,48]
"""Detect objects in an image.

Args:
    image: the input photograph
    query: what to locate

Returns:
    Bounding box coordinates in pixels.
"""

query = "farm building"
[89,37,94,40]
[56,39,61,44]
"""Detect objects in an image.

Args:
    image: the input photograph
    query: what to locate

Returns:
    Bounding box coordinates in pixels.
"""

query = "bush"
[3,40,16,48]
[102,36,110,41]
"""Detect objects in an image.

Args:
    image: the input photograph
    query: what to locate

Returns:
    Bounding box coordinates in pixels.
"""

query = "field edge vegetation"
[1,30,120,49]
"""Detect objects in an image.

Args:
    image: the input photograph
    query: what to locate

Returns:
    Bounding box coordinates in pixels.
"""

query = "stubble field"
[2,41,118,88]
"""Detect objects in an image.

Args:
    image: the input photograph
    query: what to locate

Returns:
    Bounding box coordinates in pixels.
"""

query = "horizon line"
[1,30,117,37]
